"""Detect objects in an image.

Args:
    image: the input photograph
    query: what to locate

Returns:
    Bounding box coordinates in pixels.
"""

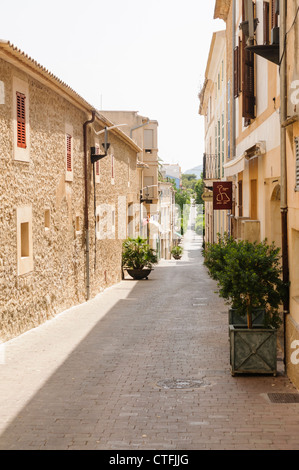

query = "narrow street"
[0,224,298,451]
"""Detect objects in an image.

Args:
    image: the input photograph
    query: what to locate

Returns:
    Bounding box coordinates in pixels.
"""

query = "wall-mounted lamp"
[91,127,110,163]
[91,123,128,163]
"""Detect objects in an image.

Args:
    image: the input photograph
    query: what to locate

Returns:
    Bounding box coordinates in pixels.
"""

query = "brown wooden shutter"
[271,0,278,28]
[238,181,243,217]
[111,155,114,178]
[96,161,100,176]
[234,46,239,98]
[242,33,255,120]
[66,134,72,172]
[263,2,270,45]
[16,92,26,148]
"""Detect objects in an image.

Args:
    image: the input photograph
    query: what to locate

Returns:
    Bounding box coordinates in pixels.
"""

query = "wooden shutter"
[96,161,100,176]
[295,137,299,189]
[263,2,270,45]
[242,33,255,120]
[238,181,243,217]
[66,134,72,172]
[234,46,239,98]
[271,0,278,28]
[16,92,26,148]
[241,0,255,121]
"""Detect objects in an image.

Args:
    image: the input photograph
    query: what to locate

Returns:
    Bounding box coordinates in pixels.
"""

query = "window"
[295,137,299,190]
[44,209,50,230]
[111,154,115,184]
[233,39,241,98]
[20,223,29,257]
[0,81,4,104]
[271,0,278,29]
[111,209,115,234]
[65,124,73,181]
[96,161,100,177]
[17,205,33,275]
[227,81,231,159]
[238,181,243,217]
[241,0,255,122]
[96,204,115,239]
[13,77,30,162]
[218,120,221,178]
[250,179,258,220]
[221,113,224,177]
[263,1,270,45]
[128,156,130,187]
[16,92,26,148]
[94,143,100,183]
[144,129,154,150]
[66,134,72,172]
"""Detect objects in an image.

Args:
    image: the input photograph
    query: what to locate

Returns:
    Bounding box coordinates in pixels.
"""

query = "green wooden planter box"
[229,325,277,376]
[229,308,265,326]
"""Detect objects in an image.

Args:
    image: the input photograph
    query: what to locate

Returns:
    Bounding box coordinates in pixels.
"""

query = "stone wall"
[0,58,139,341]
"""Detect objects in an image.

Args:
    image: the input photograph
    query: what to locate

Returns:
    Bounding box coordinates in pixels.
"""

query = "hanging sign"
[202,189,213,202]
[213,182,232,210]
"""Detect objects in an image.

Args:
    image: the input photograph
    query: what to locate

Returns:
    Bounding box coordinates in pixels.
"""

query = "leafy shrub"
[204,234,288,329]
[122,237,158,270]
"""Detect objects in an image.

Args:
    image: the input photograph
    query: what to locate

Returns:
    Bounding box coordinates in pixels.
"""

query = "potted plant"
[122,236,158,280]
[204,234,266,327]
[171,245,183,260]
[204,235,287,376]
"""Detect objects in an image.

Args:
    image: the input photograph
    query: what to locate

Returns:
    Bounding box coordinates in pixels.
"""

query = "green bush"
[204,234,288,329]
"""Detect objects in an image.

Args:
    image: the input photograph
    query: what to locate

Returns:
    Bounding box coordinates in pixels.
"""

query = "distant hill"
[183,165,203,179]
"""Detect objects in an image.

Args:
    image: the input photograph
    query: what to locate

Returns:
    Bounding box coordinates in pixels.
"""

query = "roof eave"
[0,40,142,154]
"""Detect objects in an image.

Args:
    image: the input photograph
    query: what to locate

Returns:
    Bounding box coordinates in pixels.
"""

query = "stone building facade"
[211,0,299,389]
[100,111,160,250]
[281,0,299,389]
[0,41,141,341]
[199,30,228,244]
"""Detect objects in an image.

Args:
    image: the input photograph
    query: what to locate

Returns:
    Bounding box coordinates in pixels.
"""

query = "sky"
[1,0,224,173]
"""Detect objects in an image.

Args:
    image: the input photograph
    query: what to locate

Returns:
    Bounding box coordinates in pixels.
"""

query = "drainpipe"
[232,0,236,161]
[229,0,236,239]
[83,110,96,301]
[280,0,289,368]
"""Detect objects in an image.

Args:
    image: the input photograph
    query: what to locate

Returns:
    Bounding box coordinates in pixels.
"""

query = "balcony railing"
[203,153,221,180]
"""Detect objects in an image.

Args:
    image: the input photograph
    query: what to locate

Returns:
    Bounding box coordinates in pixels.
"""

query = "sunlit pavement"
[0,228,298,450]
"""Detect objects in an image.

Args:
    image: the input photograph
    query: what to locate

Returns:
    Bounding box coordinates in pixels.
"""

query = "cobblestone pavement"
[0,229,299,450]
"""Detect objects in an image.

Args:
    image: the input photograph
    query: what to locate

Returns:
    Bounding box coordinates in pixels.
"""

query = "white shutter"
[144,129,153,149]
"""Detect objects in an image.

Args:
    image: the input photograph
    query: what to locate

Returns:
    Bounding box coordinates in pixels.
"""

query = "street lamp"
[90,123,127,271]
[90,124,128,162]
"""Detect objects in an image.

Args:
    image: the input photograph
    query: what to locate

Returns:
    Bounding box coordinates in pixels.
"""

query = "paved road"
[0,228,299,450]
